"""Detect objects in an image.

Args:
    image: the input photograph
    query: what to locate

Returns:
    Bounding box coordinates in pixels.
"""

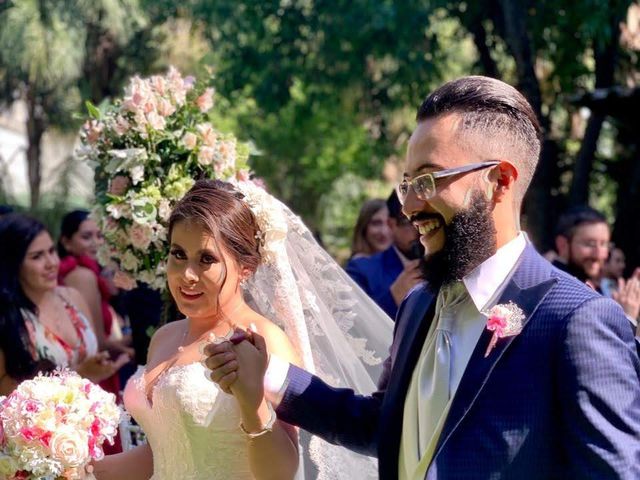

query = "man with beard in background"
[206,76,640,479]
[552,205,610,290]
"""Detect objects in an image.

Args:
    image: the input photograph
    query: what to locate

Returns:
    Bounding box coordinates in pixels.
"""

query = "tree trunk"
[25,87,46,209]
[568,113,606,206]
[568,12,620,206]
[612,143,640,276]
[467,19,500,79]
[496,0,557,249]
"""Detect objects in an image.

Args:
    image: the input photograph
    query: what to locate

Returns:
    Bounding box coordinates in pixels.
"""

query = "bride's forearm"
[93,443,154,480]
[242,402,298,480]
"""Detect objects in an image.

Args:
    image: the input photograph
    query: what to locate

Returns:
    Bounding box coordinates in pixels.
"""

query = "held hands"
[76,350,130,383]
[203,327,268,411]
[390,259,422,306]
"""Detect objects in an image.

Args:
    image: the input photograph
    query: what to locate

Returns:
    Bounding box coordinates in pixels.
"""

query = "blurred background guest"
[57,209,133,453]
[0,213,128,397]
[601,244,627,297]
[349,198,393,260]
[57,210,132,355]
[553,205,610,291]
[346,190,422,319]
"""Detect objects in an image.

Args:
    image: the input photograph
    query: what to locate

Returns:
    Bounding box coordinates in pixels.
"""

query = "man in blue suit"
[206,76,640,479]
[346,191,423,318]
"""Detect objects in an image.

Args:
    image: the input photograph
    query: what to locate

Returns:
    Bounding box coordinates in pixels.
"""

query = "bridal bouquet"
[77,66,251,290]
[0,370,123,479]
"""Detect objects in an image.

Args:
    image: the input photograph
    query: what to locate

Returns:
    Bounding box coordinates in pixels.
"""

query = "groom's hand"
[204,340,241,394]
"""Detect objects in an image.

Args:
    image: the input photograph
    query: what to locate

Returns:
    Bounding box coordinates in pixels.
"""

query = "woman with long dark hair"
[0,213,126,396]
[349,198,392,260]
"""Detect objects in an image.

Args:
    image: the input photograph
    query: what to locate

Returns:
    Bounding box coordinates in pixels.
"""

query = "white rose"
[120,250,140,271]
[50,427,89,468]
[106,203,131,220]
[158,199,172,222]
[130,165,145,185]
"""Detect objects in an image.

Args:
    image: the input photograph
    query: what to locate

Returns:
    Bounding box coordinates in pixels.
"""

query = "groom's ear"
[488,160,518,204]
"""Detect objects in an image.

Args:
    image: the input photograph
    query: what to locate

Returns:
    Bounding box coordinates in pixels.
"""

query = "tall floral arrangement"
[78,67,250,290]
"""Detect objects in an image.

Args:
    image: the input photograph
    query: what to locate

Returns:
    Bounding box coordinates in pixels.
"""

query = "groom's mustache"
[408,212,445,225]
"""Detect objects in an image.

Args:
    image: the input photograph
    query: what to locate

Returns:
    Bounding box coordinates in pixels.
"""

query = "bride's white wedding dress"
[124,363,254,480]
[120,187,392,480]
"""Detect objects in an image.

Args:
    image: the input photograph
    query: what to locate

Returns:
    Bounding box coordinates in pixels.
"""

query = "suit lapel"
[378,287,437,475]
[432,246,557,462]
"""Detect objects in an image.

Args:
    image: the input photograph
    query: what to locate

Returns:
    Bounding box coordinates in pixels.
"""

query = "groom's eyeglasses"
[396,161,500,204]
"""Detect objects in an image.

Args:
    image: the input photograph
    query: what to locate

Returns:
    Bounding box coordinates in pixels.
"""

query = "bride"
[93,179,393,479]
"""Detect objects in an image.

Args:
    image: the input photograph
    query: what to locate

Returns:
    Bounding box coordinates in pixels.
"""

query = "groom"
[206,76,640,479]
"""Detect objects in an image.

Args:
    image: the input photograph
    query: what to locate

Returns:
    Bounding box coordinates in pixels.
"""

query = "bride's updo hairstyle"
[168,179,262,283]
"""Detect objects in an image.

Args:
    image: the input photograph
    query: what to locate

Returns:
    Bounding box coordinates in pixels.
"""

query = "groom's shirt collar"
[462,232,527,313]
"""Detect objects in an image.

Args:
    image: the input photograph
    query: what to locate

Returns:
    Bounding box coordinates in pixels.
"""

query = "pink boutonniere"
[483,302,525,357]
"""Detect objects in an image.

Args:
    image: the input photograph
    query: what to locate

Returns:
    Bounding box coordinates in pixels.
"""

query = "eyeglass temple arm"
[431,161,500,179]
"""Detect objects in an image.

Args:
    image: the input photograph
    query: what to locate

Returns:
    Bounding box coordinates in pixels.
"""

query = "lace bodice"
[123,363,254,480]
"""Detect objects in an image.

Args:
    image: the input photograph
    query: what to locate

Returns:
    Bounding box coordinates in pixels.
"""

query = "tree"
[186,0,477,227]
[0,0,147,208]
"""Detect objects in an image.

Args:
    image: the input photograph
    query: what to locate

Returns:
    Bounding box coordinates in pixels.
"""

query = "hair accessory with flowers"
[233,180,288,264]
[78,67,253,290]
[0,369,123,479]
[482,302,525,357]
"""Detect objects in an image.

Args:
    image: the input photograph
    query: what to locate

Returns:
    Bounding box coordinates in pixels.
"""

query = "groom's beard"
[420,191,497,291]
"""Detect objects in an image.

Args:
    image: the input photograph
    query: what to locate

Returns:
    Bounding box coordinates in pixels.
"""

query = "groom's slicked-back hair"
[416,76,542,207]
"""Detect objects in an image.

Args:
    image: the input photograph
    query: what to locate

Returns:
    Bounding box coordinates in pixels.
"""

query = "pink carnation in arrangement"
[0,370,123,479]
[196,87,215,112]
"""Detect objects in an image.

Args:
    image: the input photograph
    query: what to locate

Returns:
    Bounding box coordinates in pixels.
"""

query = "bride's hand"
[229,329,269,412]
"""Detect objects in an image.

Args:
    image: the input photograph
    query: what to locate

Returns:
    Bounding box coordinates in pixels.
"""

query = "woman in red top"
[58,210,133,453]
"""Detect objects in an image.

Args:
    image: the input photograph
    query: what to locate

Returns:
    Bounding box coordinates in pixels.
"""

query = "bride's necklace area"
[144,302,245,404]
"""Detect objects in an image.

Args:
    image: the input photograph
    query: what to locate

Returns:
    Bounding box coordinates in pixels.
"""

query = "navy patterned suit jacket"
[277,245,640,479]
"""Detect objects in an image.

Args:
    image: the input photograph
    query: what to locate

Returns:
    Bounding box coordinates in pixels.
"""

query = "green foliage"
[318,172,391,262]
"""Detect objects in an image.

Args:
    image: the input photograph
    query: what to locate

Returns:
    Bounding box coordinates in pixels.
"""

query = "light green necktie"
[400,282,467,479]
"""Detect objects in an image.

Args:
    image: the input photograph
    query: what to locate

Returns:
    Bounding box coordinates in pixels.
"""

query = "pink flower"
[113,270,137,290]
[196,88,215,112]
[486,314,507,337]
[83,120,103,144]
[128,223,153,250]
[182,132,198,150]
[146,111,166,130]
[196,123,217,147]
[197,146,215,166]
[236,169,251,182]
[113,115,130,136]
[108,176,131,196]
[157,97,176,117]
[150,75,166,95]
[19,426,50,446]
[483,302,525,357]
